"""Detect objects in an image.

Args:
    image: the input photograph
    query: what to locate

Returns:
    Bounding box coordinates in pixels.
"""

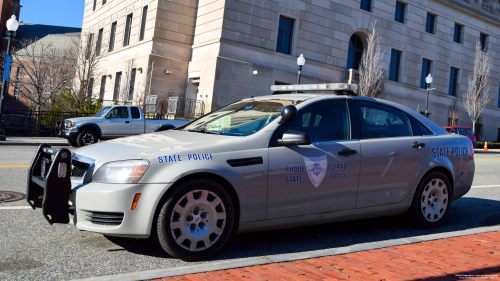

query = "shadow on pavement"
[103,197,500,262]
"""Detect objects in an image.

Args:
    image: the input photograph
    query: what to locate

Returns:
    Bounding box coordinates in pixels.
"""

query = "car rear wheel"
[76,129,98,147]
[409,171,451,228]
[154,179,235,261]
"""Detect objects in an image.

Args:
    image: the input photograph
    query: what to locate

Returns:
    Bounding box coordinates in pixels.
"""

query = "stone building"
[83,0,500,141]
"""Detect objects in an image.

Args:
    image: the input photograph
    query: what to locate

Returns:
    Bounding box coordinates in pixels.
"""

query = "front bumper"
[74,182,172,238]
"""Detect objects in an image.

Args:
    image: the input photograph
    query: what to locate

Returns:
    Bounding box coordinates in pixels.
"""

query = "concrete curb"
[0,142,69,146]
[73,224,500,281]
[474,150,500,154]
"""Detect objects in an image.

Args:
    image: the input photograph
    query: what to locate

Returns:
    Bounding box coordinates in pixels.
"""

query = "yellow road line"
[0,165,29,168]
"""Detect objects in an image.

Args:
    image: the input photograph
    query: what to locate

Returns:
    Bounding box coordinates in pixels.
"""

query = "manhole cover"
[0,191,26,203]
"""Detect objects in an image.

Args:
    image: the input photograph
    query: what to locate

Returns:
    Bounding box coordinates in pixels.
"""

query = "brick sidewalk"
[153,231,500,281]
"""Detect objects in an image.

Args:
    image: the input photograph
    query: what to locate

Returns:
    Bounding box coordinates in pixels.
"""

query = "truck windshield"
[94,106,112,117]
[183,99,297,136]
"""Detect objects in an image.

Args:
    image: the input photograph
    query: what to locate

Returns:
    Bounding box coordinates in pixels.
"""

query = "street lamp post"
[296,54,305,84]
[425,74,433,118]
[0,15,19,141]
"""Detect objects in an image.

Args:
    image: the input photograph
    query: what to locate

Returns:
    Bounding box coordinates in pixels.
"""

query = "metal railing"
[344,69,360,84]
[167,97,205,119]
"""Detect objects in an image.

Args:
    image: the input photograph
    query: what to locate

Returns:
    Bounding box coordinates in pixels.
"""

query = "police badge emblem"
[303,155,327,188]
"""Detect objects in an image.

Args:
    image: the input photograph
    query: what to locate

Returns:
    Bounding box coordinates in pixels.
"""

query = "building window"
[347,34,364,70]
[99,75,106,99]
[124,14,133,47]
[114,72,122,101]
[420,59,432,89]
[13,89,20,103]
[454,23,462,44]
[449,67,459,96]
[498,84,500,108]
[96,28,103,56]
[87,78,94,99]
[93,0,97,11]
[426,13,435,34]
[480,33,488,50]
[102,0,107,4]
[360,0,371,12]
[140,6,148,41]
[395,2,406,24]
[86,33,94,60]
[129,69,136,100]
[276,16,294,55]
[109,22,117,51]
[389,50,402,82]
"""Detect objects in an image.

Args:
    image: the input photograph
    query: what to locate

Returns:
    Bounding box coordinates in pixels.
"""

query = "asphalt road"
[0,146,499,280]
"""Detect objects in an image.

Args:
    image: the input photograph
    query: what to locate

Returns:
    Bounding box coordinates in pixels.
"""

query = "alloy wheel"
[169,189,226,251]
[421,178,448,222]
[82,133,95,145]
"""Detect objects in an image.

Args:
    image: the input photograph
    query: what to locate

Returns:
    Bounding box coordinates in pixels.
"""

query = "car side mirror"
[277,130,311,146]
[105,114,110,119]
[280,105,297,123]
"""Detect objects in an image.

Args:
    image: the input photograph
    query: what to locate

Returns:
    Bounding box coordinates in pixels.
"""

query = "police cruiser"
[26,83,475,261]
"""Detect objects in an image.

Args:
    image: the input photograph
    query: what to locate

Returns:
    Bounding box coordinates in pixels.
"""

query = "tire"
[67,139,79,147]
[154,179,235,261]
[76,129,98,147]
[409,171,452,229]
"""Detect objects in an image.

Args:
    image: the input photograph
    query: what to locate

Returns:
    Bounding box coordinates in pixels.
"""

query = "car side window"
[131,107,141,119]
[466,128,474,136]
[286,101,350,142]
[458,128,467,136]
[356,102,412,139]
[108,107,129,119]
[451,128,458,134]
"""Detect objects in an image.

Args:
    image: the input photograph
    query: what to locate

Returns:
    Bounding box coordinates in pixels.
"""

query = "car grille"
[71,160,90,177]
[86,212,124,226]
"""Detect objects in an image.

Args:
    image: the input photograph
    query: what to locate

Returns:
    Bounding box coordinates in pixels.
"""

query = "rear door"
[267,100,361,219]
[354,101,429,208]
[130,106,144,134]
[101,106,132,137]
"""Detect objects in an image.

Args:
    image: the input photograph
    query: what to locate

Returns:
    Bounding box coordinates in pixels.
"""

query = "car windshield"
[94,106,112,117]
[183,99,298,136]
[467,128,474,136]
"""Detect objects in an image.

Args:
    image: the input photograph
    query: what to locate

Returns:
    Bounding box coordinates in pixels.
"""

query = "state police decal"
[303,155,327,188]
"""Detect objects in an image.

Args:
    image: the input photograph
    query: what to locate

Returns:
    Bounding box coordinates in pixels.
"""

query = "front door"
[102,106,132,137]
[354,101,429,208]
[267,100,361,219]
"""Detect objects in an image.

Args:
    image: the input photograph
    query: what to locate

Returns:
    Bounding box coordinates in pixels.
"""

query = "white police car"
[27,83,474,261]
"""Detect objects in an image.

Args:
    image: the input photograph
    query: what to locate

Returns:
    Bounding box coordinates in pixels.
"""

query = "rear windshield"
[466,129,474,136]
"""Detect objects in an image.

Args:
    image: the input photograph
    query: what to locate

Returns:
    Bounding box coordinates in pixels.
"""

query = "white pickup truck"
[57,105,190,147]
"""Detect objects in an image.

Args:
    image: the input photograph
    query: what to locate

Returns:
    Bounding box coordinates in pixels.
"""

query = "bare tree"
[318,56,340,84]
[358,21,384,98]
[133,62,155,105]
[11,39,73,112]
[118,59,136,103]
[448,99,460,127]
[463,41,492,136]
[57,32,107,111]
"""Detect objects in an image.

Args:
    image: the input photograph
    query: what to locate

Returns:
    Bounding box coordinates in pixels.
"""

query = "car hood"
[74,130,241,168]
[67,116,101,124]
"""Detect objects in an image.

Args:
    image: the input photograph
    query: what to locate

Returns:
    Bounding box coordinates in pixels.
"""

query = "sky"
[19,0,85,28]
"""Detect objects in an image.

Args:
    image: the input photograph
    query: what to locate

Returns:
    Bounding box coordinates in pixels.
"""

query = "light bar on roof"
[271,83,358,92]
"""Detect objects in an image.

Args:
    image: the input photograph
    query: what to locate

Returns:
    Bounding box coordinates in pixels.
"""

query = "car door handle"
[338,149,357,156]
[411,142,426,148]
[125,121,130,123]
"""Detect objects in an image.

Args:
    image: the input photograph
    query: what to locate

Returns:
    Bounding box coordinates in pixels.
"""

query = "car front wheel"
[155,179,235,261]
[76,129,98,147]
[409,171,451,228]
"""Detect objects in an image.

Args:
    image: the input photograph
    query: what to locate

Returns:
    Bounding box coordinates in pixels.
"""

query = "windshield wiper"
[186,129,220,135]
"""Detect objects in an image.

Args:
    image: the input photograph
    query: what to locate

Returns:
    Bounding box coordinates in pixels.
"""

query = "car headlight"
[92,160,150,183]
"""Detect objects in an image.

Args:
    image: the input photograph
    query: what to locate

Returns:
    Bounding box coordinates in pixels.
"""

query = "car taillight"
[469,138,474,160]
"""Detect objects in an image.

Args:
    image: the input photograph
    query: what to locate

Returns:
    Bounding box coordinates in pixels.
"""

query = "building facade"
[83,0,500,141]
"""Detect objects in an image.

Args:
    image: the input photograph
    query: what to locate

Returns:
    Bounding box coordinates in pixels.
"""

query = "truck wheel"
[409,171,451,229]
[67,139,79,147]
[155,179,235,261]
[76,129,98,147]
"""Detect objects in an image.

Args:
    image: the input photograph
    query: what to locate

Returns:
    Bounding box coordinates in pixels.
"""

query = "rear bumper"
[453,159,475,201]
[74,182,173,238]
